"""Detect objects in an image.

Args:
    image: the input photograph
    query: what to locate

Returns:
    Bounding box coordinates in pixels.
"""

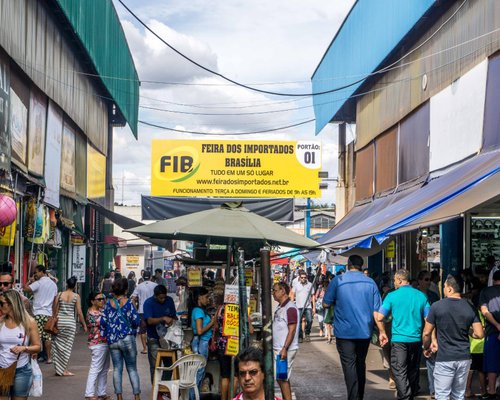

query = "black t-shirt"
[427,297,479,362]
[479,285,500,336]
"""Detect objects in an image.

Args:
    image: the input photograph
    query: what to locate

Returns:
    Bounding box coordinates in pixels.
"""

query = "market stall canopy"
[321,149,500,249]
[127,202,319,249]
[142,196,293,222]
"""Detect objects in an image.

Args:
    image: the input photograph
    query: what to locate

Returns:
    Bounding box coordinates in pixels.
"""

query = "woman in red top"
[84,291,111,400]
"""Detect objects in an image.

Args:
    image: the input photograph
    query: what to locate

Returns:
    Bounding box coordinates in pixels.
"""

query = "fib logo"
[153,146,200,182]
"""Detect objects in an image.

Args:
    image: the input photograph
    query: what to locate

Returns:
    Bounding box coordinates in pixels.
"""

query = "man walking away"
[131,269,157,354]
[479,270,500,398]
[290,270,315,342]
[376,269,430,399]
[323,255,387,400]
[422,275,484,400]
[272,282,299,400]
[24,264,58,363]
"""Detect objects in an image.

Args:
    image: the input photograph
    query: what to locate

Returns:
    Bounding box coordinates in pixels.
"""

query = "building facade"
[0,0,139,296]
[313,0,500,278]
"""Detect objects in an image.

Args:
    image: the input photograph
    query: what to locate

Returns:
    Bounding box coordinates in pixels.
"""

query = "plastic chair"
[152,354,207,400]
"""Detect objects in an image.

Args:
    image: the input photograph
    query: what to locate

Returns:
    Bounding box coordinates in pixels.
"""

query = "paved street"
[39,324,437,400]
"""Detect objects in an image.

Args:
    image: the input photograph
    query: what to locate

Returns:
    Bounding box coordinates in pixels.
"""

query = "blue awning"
[321,149,500,248]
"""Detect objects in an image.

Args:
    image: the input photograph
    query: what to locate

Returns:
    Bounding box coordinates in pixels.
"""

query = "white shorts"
[273,349,297,381]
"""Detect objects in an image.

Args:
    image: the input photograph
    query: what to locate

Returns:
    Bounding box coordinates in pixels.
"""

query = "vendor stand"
[126,202,319,399]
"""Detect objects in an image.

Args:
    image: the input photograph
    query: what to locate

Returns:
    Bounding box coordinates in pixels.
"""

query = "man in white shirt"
[24,265,58,363]
[131,269,157,354]
[290,270,315,343]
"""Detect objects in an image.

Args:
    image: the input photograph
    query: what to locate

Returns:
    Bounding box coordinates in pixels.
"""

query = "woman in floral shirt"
[85,291,110,400]
[100,278,141,400]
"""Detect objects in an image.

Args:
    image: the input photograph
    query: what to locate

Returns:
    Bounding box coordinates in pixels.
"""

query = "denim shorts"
[12,362,33,397]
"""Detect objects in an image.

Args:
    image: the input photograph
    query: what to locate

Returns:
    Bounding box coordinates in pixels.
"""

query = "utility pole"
[121,172,124,205]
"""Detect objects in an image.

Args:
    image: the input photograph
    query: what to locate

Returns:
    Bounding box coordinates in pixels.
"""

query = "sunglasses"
[0,282,12,287]
[95,297,106,301]
[422,278,430,281]
[0,300,9,307]
[238,369,260,378]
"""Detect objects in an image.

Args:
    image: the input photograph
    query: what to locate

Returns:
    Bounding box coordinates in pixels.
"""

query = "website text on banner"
[151,140,322,198]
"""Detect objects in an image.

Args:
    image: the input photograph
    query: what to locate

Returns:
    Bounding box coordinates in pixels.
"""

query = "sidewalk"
[39,332,151,400]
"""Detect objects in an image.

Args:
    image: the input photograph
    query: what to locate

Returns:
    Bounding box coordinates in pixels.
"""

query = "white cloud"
[112,0,355,205]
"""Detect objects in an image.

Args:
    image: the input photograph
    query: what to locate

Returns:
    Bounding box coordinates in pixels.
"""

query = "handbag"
[208,306,222,353]
[44,293,62,335]
[0,362,18,396]
[0,333,26,395]
[43,316,59,335]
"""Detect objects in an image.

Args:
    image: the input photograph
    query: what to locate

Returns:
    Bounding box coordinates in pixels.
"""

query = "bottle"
[275,354,288,380]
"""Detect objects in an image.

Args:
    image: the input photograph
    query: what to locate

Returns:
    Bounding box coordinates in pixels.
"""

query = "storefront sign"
[225,336,239,356]
[0,51,10,172]
[386,241,395,259]
[187,267,202,287]
[244,268,253,287]
[126,255,140,268]
[27,90,47,177]
[71,244,86,283]
[9,89,27,166]
[222,304,240,337]
[87,144,106,199]
[151,140,322,198]
[44,101,63,208]
[223,284,251,305]
[61,122,76,192]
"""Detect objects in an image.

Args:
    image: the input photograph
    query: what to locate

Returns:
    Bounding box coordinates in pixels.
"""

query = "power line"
[138,118,315,135]
[117,0,467,97]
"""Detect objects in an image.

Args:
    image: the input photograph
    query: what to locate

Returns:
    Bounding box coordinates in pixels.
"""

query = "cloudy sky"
[111,0,356,206]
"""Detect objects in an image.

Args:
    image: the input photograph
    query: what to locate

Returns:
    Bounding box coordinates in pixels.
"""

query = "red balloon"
[0,195,17,228]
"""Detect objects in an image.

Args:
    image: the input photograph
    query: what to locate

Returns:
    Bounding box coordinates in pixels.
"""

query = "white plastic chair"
[152,354,207,400]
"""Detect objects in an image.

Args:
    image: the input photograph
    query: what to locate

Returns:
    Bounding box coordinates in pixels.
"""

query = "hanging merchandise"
[25,199,49,244]
[0,194,17,228]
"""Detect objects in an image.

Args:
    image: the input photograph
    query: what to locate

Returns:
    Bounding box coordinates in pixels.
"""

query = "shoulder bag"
[0,332,26,395]
[208,306,222,353]
[43,293,62,335]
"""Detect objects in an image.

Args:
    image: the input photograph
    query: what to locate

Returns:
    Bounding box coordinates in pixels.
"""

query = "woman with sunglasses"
[84,291,111,400]
[0,289,41,399]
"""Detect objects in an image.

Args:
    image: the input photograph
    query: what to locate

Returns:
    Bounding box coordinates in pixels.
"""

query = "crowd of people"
[0,256,499,400]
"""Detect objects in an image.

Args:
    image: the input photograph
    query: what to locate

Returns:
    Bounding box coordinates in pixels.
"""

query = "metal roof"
[311,0,439,134]
[55,0,139,138]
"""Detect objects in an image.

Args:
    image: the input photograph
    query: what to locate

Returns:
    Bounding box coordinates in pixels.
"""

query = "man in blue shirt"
[376,269,430,400]
[143,284,177,383]
[323,255,387,400]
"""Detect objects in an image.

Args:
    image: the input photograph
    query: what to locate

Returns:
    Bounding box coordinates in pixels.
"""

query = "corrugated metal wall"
[0,0,109,154]
[356,0,500,150]
[55,0,139,138]
[311,0,437,134]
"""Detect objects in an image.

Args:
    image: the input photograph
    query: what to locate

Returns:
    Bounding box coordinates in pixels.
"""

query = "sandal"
[98,396,112,400]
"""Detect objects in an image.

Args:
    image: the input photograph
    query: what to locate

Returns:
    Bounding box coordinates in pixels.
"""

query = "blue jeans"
[433,359,471,400]
[298,308,313,338]
[426,353,436,394]
[109,335,141,395]
[190,336,209,400]
[13,362,33,397]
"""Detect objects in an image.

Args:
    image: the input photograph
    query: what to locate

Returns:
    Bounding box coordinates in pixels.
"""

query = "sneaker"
[305,335,311,342]
[298,337,303,343]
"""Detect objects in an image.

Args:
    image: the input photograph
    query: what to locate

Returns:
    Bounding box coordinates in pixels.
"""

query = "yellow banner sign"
[222,304,239,337]
[187,267,203,287]
[151,140,322,198]
[87,144,106,199]
[225,336,239,356]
